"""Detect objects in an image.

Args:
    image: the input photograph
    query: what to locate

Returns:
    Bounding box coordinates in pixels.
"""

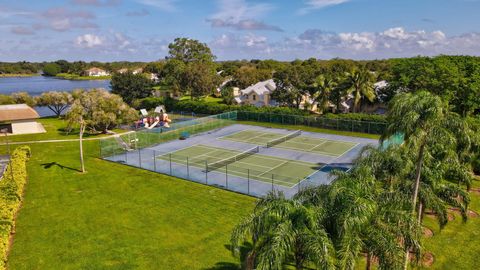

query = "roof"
[241,79,276,96]
[0,104,40,122]
[86,67,106,72]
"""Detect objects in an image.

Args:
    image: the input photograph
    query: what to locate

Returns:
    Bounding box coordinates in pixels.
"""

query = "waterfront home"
[0,104,46,135]
[85,67,109,77]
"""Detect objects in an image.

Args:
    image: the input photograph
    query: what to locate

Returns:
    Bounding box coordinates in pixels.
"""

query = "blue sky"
[1,0,480,61]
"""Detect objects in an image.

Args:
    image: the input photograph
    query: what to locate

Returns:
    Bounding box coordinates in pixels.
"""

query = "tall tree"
[66,89,137,172]
[167,37,215,63]
[110,72,153,104]
[339,68,375,112]
[311,75,337,114]
[272,64,310,109]
[36,91,73,117]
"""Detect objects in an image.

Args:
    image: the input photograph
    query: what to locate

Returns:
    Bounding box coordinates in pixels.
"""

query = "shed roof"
[0,104,40,122]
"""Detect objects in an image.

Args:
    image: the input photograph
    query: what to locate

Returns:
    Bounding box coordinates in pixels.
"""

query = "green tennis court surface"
[157,144,321,187]
[220,130,358,157]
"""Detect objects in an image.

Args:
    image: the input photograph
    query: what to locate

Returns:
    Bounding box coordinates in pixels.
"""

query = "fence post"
[225,164,228,188]
[247,169,250,195]
[138,149,141,168]
[187,157,190,179]
[271,175,274,191]
[169,153,172,175]
[368,122,371,134]
[205,161,208,184]
[153,150,156,171]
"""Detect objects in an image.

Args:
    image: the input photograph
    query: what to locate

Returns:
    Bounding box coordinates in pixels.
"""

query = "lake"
[0,76,110,95]
[0,76,111,117]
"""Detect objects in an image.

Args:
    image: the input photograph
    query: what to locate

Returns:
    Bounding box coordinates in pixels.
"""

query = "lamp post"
[1,128,13,181]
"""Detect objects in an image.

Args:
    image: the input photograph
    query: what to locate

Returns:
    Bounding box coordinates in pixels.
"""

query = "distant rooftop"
[0,104,40,122]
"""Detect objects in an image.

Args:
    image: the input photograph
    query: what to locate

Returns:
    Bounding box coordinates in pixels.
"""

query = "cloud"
[71,0,121,6]
[136,0,177,12]
[40,8,97,31]
[75,34,104,48]
[207,18,283,32]
[10,26,34,35]
[126,9,150,16]
[298,0,350,15]
[209,0,280,32]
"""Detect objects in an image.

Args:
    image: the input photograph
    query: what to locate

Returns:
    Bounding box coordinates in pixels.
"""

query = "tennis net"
[266,130,302,148]
[206,146,260,172]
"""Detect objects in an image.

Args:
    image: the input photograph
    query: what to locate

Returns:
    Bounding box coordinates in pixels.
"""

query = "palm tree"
[340,68,375,113]
[231,191,336,270]
[311,75,337,114]
[380,91,474,269]
[328,166,421,270]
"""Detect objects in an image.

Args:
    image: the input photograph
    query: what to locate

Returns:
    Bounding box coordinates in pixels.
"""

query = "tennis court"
[220,130,358,157]
[157,144,322,187]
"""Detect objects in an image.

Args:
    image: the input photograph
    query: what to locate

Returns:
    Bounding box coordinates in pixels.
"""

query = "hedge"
[133,98,387,124]
[0,146,31,270]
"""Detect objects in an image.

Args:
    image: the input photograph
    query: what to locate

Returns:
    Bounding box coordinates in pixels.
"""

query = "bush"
[0,146,31,269]
[473,155,480,175]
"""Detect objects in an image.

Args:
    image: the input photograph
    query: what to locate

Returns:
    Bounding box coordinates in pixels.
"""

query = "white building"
[85,67,109,77]
[0,104,46,135]
[234,79,318,111]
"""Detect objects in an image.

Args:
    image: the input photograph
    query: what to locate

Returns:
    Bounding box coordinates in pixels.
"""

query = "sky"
[1,0,480,62]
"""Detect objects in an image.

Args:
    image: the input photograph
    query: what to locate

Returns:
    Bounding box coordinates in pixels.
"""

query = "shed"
[0,104,46,135]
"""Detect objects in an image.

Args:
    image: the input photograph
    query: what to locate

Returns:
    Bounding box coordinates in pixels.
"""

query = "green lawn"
[237,120,381,140]
[55,73,111,80]
[0,117,126,143]
[6,140,255,269]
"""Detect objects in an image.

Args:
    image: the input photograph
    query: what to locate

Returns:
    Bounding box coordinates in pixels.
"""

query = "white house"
[235,79,278,107]
[235,79,318,111]
[132,68,143,75]
[85,67,109,77]
[0,104,46,135]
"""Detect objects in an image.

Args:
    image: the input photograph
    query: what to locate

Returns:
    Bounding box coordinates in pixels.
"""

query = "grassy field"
[0,73,39,77]
[55,73,111,80]
[5,139,255,269]
[0,117,126,143]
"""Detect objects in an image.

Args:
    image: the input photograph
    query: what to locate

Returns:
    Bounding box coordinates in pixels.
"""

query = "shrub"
[0,146,31,269]
[473,155,480,175]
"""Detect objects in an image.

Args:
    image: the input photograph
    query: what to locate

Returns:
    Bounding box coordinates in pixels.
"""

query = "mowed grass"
[417,177,480,269]
[6,140,255,269]
[0,117,126,143]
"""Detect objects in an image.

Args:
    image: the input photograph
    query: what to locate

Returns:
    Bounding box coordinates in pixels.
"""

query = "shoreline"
[0,74,40,78]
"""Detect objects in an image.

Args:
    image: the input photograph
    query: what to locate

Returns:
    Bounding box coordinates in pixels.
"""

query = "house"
[132,68,143,75]
[85,67,109,77]
[234,79,318,111]
[117,68,128,74]
[235,79,278,107]
[0,104,46,135]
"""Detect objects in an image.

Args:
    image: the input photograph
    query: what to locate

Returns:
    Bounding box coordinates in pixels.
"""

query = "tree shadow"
[40,162,81,172]
[202,242,252,270]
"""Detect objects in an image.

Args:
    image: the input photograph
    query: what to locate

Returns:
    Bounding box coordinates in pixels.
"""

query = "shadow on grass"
[203,243,252,270]
[41,162,81,172]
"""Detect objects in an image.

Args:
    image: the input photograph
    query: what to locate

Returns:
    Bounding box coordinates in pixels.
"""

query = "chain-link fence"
[236,111,386,134]
[100,111,237,158]
[104,147,321,198]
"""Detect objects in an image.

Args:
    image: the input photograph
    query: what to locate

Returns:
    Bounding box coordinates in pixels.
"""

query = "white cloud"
[75,34,104,48]
[298,0,350,14]
[208,0,281,31]
[136,0,177,12]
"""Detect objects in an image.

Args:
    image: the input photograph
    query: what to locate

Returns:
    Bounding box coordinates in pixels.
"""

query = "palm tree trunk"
[404,142,426,270]
[417,202,423,224]
[246,251,256,270]
[79,123,85,173]
[366,252,372,270]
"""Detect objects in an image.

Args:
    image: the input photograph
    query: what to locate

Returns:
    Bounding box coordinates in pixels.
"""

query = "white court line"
[257,160,289,177]
[335,142,360,160]
[309,141,328,152]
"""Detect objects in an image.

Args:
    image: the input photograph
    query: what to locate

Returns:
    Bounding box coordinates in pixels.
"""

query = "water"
[0,76,111,117]
[0,76,110,95]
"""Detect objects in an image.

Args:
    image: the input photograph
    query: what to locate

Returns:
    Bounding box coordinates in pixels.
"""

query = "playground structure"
[137,106,172,129]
